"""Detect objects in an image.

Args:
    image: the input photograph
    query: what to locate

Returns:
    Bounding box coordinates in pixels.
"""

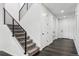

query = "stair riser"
[8,25,20,27]
[23,43,36,51]
[8,27,22,30]
[7,26,22,32]
[10,28,23,31]
[16,37,29,40]
[29,48,39,56]
[17,38,26,41]
[15,34,25,37]
[27,44,36,50]
[9,29,24,33]
[14,31,24,33]
[20,40,33,45]
[8,27,21,29]
[9,27,22,29]
[16,36,30,40]
[27,40,32,44]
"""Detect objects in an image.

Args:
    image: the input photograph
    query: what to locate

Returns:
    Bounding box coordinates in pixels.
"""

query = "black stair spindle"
[3,8,5,24]
[24,32,27,54]
[12,19,14,37]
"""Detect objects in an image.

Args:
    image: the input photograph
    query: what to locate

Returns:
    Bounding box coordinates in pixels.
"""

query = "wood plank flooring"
[35,38,78,56]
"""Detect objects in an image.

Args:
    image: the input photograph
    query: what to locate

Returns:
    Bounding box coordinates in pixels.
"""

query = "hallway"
[0,3,79,56]
[35,38,78,56]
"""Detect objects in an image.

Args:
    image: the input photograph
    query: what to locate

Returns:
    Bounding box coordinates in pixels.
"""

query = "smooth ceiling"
[44,3,77,19]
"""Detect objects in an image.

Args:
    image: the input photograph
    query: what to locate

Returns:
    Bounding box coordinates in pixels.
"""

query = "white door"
[59,18,76,39]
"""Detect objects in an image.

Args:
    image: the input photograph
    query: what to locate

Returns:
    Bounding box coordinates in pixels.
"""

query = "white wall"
[58,16,78,54]
[19,3,24,9]
[20,4,57,50]
[0,3,4,25]
[58,17,76,39]
[5,3,21,22]
[74,4,79,55]
[0,3,27,55]
[76,4,79,34]
[0,25,25,56]
[0,3,24,25]
[40,5,58,49]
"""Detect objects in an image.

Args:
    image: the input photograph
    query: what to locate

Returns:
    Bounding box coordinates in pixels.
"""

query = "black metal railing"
[3,8,27,54]
[19,3,32,21]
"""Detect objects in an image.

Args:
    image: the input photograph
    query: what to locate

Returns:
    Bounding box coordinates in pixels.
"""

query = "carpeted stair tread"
[20,39,32,44]
[16,36,25,39]
[28,47,39,56]
[27,43,35,48]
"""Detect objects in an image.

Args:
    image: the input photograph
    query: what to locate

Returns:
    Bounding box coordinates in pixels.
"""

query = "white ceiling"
[44,3,77,19]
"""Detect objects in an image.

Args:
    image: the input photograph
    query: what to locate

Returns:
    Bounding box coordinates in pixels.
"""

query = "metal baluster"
[24,32,27,54]
[4,8,5,24]
[19,11,20,21]
[12,19,14,37]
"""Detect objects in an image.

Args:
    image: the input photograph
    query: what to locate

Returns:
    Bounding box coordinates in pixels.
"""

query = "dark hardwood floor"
[35,38,78,56]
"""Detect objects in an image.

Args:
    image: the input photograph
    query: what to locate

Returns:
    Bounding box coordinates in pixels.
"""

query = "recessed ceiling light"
[61,10,64,13]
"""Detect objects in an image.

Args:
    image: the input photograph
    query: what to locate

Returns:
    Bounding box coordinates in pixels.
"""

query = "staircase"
[3,8,39,56]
